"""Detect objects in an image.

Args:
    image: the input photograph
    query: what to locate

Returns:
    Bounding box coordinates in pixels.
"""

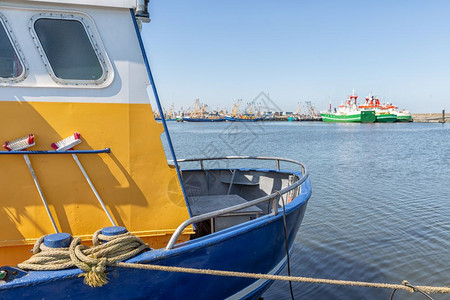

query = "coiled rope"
[18,230,149,287]
[17,232,450,298]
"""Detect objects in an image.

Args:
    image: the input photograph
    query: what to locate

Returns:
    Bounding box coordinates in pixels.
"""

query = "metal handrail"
[175,155,306,173]
[165,156,308,250]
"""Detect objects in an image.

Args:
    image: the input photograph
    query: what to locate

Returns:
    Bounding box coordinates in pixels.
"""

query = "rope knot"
[78,257,109,288]
[401,280,415,293]
[18,229,150,288]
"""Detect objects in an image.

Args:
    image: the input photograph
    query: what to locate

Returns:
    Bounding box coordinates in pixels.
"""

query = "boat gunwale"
[165,156,309,249]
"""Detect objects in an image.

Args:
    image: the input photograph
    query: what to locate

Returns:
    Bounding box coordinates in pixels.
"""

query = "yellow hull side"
[0,101,193,265]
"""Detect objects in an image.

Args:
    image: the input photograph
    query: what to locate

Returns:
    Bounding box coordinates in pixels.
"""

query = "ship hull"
[0,173,311,300]
[321,111,375,123]
[396,115,412,122]
[182,118,225,122]
[376,114,397,123]
[225,116,262,122]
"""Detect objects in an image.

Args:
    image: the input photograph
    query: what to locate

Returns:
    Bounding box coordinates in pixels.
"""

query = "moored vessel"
[0,1,311,299]
[395,109,413,122]
[382,102,412,122]
[182,117,224,122]
[360,95,399,122]
[225,99,263,122]
[321,92,376,123]
[375,111,398,122]
[182,99,224,122]
[225,115,263,122]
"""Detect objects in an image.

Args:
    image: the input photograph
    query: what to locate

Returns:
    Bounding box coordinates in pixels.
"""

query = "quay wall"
[412,113,448,123]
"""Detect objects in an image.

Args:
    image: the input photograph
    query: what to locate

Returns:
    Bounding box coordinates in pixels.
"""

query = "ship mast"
[350,89,358,106]
[232,99,241,117]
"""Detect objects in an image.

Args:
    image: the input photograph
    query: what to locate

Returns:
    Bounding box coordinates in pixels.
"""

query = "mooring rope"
[17,232,450,298]
[113,262,450,296]
[18,230,149,287]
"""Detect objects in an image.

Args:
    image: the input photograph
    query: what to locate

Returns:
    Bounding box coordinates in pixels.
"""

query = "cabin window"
[0,14,26,82]
[31,15,109,85]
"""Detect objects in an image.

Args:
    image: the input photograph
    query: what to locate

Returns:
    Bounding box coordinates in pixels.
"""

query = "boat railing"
[165,156,309,250]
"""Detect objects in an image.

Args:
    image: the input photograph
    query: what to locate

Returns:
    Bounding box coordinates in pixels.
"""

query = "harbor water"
[163,121,450,299]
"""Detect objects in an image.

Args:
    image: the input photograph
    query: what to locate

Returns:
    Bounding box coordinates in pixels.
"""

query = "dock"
[412,111,448,123]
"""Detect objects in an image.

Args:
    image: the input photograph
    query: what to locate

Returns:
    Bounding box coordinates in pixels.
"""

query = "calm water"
[163,121,450,300]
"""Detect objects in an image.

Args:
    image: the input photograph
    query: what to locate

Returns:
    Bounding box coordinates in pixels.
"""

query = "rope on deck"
[18,232,450,298]
[18,230,149,287]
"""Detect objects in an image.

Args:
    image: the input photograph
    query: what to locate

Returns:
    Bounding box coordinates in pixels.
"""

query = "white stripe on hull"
[226,254,289,300]
[322,116,361,122]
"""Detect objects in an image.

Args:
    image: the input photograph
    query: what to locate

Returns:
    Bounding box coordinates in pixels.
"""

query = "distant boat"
[225,116,263,122]
[225,99,263,122]
[182,117,224,122]
[380,103,411,122]
[375,110,397,123]
[396,109,413,122]
[321,92,414,123]
[154,118,180,122]
[320,92,376,123]
[182,99,224,122]
[321,110,375,123]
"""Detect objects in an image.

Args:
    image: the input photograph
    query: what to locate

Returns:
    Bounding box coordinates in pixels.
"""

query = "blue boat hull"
[182,118,225,122]
[0,177,311,300]
[155,118,177,121]
[225,116,262,122]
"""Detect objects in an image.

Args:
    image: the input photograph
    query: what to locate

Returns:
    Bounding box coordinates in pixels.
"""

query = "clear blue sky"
[142,1,450,113]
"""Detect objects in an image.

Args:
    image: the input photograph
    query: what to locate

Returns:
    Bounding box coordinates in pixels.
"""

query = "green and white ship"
[321,92,412,123]
[321,92,376,123]
[396,109,413,122]
[360,95,396,123]
[382,102,412,122]
[375,110,398,123]
[321,110,376,123]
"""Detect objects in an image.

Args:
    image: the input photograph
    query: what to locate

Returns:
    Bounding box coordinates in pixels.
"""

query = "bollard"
[43,233,72,248]
[101,226,128,236]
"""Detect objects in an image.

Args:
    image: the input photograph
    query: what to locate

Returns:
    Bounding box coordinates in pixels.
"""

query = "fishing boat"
[182,99,224,122]
[182,116,224,122]
[321,92,376,123]
[182,118,223,122]
[225,100,263,122]
[225,115,263,122]
[375,111,397,122]
[0,1,311,299]
[360,95,398,122]
[379,102,412,122]
[154,105,180,121]
[322,92,407,123]
[365,97,397,123]
[395,109,413,122]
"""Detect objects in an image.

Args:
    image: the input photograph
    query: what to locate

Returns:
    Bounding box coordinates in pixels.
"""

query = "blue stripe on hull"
[0,177,311,300]
[225,116,262,122]
[182,118,224,122]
